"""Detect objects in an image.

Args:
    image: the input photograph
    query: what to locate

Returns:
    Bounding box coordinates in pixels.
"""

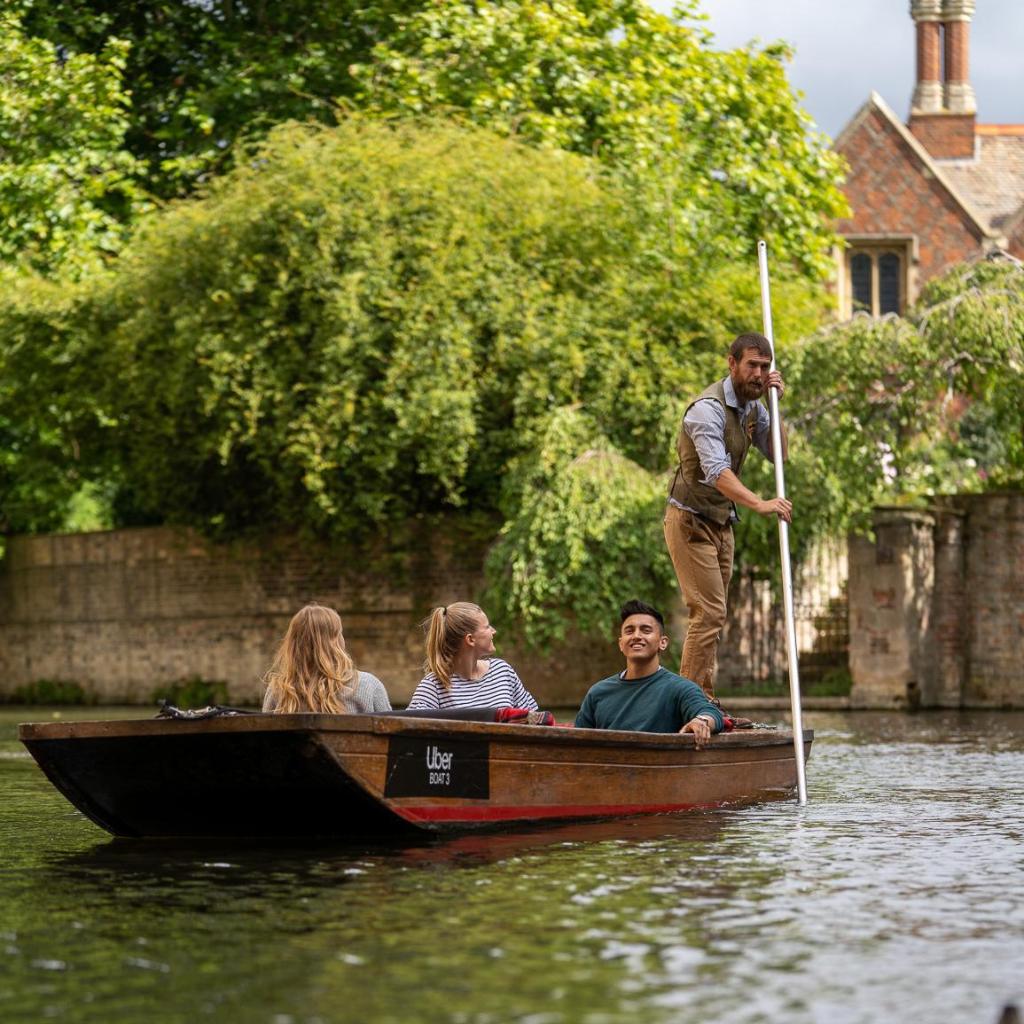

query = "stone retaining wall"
[848,492,1024,707]
[0,526,620,707]
[9,491,1017,709]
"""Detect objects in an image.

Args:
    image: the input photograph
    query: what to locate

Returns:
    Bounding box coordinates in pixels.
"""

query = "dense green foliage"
[484,407,675,647]
[14,0,408,198]
[791,256,1024,517]
[0,121,672,534]
[7,2,1016,650]
[0,116,821,548]
[0,273,116,533]
[16,0,846,277]
[100,119,677,535]
[488,255,1024,641]
[0,14,145,275]
[355,0,846,275]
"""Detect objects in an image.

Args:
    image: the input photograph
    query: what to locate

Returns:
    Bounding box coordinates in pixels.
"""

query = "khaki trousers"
[663,504,734,699]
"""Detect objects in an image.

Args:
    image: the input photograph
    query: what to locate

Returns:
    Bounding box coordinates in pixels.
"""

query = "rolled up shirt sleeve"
[683,400,731,485]
[751,402,774,460]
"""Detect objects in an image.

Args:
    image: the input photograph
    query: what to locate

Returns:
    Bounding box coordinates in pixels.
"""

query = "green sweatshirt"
[574,667,724,734]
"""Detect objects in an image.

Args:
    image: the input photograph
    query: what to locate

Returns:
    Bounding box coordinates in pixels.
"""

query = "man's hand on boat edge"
[680,714,716,749]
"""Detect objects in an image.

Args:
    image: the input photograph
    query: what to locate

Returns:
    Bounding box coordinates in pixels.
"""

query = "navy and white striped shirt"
[406,658,538,711]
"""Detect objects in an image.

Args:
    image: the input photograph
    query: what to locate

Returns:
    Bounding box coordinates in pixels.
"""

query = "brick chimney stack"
[911,0,944,114]
[909,0,977,159]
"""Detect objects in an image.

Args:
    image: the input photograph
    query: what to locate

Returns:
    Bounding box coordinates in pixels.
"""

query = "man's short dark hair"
[619,600,665,630]
[729,332,773,362]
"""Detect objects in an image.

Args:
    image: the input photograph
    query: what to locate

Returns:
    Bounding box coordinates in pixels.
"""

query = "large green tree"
[0,117,820,541]
[354,0,846,276]
[0,119,681,535]
[14,0,416,197]
[3,0,854,645]
[17,0,846,277]
[0,14,145,276]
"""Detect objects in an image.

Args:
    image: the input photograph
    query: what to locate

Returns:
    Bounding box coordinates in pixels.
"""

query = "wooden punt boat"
[19,712,812,839]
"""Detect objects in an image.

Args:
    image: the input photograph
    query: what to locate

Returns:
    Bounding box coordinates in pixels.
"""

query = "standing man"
[664,332,792,705]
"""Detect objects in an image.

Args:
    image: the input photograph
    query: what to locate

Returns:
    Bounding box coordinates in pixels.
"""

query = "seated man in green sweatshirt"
[574,600,724,746]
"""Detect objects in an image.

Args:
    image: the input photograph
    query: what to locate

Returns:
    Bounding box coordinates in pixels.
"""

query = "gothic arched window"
[844,246,908,318]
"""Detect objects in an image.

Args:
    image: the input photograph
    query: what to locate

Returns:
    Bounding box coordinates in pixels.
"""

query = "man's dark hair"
[729,332,773,362]
[619,600,665,630]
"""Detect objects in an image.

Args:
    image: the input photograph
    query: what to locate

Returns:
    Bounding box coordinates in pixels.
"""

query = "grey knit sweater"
[261,670,392,713]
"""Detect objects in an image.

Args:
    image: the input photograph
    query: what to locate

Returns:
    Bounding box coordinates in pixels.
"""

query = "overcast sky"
[652,0,1024,139]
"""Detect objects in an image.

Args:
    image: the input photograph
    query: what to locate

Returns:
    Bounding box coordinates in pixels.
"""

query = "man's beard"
[734,379,764,403]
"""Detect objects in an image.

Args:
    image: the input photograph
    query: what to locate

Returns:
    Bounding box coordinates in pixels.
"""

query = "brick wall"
[836,105,984,281]
[908,112,977,159]
[0,526,621,707]
[930,508,968,706]
[847,510,935,708]
[848,494,1024,707]
[960,493,1024,705]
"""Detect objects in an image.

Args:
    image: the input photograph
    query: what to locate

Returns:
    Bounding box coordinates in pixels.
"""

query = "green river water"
[1,707,1022,1024]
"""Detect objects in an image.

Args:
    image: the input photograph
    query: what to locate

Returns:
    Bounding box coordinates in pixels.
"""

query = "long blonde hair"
[423,602,483,691]
[264,604,358,713]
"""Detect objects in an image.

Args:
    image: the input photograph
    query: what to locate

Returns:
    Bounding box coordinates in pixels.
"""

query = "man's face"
[728,347,772,403]
[618,614,668,661]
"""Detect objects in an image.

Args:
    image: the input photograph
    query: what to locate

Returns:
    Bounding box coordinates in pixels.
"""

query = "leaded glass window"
[878,253,902,314]
[851,253,873,313]
[845,247,906,318]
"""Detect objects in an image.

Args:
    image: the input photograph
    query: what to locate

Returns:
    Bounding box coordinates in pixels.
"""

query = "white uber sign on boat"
[384,736,490,799]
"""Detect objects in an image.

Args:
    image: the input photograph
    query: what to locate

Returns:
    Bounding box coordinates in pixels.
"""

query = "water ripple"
[1,708,1022,1023]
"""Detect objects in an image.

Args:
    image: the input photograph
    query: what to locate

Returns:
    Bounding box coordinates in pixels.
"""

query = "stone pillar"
[961,492,1024,706]
[848,508,936,708]
[928,506,967,707]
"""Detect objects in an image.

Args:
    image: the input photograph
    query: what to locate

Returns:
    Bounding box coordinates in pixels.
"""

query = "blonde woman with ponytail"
[406,602,537,710]
[262,603,392,714]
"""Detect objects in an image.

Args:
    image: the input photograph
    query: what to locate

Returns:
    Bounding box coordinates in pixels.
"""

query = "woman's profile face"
[469,612,497,656]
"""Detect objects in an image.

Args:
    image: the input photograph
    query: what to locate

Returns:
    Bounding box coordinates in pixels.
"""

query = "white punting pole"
[757,239,808,806]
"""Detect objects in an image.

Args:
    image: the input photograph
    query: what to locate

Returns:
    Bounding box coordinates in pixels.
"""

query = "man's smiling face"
[617,613,668,663]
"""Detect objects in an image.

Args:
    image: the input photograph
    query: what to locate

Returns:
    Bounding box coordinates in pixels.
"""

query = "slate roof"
[938,127,1024,236]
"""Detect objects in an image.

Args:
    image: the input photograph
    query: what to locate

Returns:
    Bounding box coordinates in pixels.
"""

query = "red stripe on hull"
[396,801,721,823]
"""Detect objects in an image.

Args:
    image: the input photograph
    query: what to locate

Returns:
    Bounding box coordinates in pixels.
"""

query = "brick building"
[833,0,1024,318]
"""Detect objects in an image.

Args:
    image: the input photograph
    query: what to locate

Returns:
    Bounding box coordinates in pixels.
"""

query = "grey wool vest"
[669,378,757,525]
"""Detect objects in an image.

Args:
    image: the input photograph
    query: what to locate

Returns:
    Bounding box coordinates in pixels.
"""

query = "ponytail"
[422,602,482,691]
[425,607,449,688]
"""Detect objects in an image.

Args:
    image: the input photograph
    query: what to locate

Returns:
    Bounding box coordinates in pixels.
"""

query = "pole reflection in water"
[1,708,1021,1024]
